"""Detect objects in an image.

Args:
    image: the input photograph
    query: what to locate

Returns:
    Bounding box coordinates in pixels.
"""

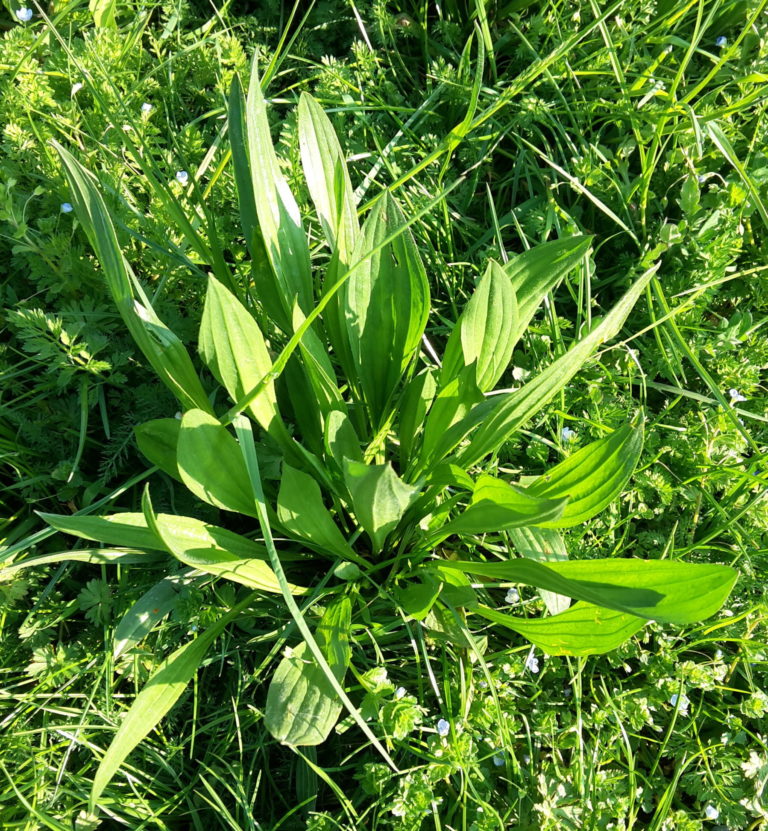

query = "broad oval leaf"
[526,423,644,527]
[177,409,258,517]
[265,596,352,746]
[343,459,420,554]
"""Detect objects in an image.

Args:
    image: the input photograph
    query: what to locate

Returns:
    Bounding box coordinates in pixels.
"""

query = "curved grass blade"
[233,414,398,770]
[89,593,255,811]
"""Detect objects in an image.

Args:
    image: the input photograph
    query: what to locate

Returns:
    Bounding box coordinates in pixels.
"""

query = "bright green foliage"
[39,50,739,815]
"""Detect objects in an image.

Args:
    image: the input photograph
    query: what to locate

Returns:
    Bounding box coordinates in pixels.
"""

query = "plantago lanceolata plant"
[35,57,737,813]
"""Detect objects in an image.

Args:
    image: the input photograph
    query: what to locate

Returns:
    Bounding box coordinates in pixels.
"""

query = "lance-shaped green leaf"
[177,409,258,517]
[89,0,116,28]
[39,511,164,551]
[454,265,657,468]
[343,460,420,554]
[475,602,646,656]
[277,464,357,560]
[345,192,430,427]
[398,367,437,469]
[244,61,313,324]
[229,76,289,329]
[415,366,483,473]
[54,142,212,415]
[90,597,252,810]
[324,409,363,470]
[525,423,644,527]
[199,276,289,443]
[40,510,272,565]
[142,500,298,595]
[135,418,182,481]
[298,92,359,260]
[434,558,737,624]
[436,475,569,538]
[265,595,352,746]
[113,574,193,659]
[506,526,570,615]
[440,260,519,392]
[506,236,593,335]
[2,548,162,576]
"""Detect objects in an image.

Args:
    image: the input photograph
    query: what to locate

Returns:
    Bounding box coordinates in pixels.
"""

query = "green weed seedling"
[33,56,736,814]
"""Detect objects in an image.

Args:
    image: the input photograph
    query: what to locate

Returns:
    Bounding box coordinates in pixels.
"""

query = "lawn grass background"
[1,0,767,828]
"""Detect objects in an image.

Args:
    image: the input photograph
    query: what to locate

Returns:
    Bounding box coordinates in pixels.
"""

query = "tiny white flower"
[715,649,724,660]
[141,102,153,113]
[561,426,576,441]
[175,170,189,186]
[664,44,673,53]
[61,202,74,213]
[729,388,747,403]
[670,692,690,714]
[391,804,406,818]
[525,652,540,674]
[174,411,182,420]
[492,752,505,766]
[394,686,406,699]
[505,587,520,605]
[71,82,83,96]
[697,174,707,183]
[522,753,531,764]
[479,680,488,689]
[15,7,33,21]
[722,609,734,617]
[122,124,132,132]
[436,718,450,737]
[715,36,727,47]
[704,804,719,820]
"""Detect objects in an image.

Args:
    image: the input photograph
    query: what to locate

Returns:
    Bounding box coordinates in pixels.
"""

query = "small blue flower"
[436,718,450,737]
[697,174,707,183]
[525,652,540,674]
[141,102,153,113]
[15,7,33,21]
[61,202,74,213]
[561,426,576,441]
[394,686,406,699]
[670,692,690,714]
[715,36,727,47]
[704,804,719,820]
[729,388,747,403]
[505,587,520,604]
[492,752,505,766]
[175,170,189,186]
